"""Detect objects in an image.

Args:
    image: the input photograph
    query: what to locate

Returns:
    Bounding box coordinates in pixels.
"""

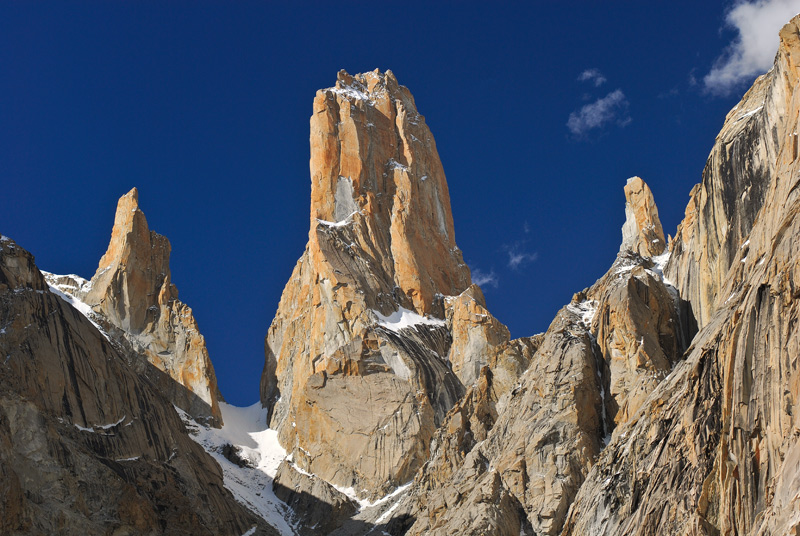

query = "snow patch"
[374,307,446,332]
[317,211,357,228]
[387,159,408,171]
[566,299,598,328]
[74,415,126,433]
[176,402,296,536]
[42,271,110,342]
[330,83,372,103]
[736,106,763,121]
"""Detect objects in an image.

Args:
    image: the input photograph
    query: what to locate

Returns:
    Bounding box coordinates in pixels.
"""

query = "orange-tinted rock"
[262,70,478,500]
[81,188,223,424]
[620,176,666,257]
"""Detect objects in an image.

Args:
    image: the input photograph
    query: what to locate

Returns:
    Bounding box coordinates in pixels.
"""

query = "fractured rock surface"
[260,69,512,502]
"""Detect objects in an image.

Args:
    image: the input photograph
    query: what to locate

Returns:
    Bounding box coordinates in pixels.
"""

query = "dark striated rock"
[0,236,275,535]
[273,461,358,536]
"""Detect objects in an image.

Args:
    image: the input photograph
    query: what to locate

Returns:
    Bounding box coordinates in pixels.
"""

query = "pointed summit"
[620,176,666,257]
[84,189,223,424]
[310,68,471,314]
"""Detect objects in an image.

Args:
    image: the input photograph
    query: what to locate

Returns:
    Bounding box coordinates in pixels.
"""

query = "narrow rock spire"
[85,189,223,424]
[620,176,666,257]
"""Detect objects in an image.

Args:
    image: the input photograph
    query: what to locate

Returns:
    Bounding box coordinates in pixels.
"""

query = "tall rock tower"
[261,69,488,499]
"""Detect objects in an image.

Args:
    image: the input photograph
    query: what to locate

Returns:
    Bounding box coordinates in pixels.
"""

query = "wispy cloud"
[704,0,800,95]
[567,89,631,136]
[503,241,538,270]
[471,268,498,289]
[578,68,607,87]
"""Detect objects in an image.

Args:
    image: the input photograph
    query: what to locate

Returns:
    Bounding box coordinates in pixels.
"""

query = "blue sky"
[2,1,798,405]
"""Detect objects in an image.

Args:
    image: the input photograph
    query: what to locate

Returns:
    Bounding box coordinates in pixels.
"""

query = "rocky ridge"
[563,17,800,536]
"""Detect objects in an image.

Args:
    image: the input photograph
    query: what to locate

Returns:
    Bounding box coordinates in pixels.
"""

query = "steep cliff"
[563,17,800,536]
[0,236,273,535]
[48,188,223,425]
[364,174,685,536]
[261,69,516,501]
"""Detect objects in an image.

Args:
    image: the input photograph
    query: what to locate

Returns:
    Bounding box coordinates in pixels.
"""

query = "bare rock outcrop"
[260,69,516,501]
[663,25,792,330]
[588,255,685,427]
[0,236,274,535]
[563,16,800,536]
[396,303,605,536]
[272,461,358,536]
[51,188,224,425]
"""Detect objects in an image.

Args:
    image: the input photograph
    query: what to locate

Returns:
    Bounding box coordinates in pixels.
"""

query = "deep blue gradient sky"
[1,2,775,405]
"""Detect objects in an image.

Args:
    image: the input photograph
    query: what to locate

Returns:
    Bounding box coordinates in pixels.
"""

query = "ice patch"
[334,176,359,223]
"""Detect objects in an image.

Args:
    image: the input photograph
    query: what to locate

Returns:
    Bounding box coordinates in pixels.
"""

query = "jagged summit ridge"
[310,68,471,315]
[51,187,224,425]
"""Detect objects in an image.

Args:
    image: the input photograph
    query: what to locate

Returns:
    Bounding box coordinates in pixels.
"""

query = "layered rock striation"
[0,236,273,535]
[373,174,686,536]
[563,17,800,536]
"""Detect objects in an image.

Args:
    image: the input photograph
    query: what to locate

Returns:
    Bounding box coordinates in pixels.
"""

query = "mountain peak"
[83,189,223,424]
[620,176,666,257]
[310,69,470,315]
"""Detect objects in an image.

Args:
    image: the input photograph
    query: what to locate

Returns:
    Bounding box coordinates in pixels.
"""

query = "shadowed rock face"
[378,176,684,536]
[55,188,224,425]
[0,236,274,535]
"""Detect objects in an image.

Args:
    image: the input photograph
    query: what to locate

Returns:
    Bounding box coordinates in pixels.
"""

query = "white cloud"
[471,268,498,289]
[503,241,538,270]
[578,68,607,87]
[567,89,631,136]
[704,0,800,95]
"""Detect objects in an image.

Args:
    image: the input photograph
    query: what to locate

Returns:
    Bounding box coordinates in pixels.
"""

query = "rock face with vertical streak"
[50,188,224,425]
[375,176,684,536]
[260,69,518,502]
[562,17,800,536]
[0,236,274,535]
